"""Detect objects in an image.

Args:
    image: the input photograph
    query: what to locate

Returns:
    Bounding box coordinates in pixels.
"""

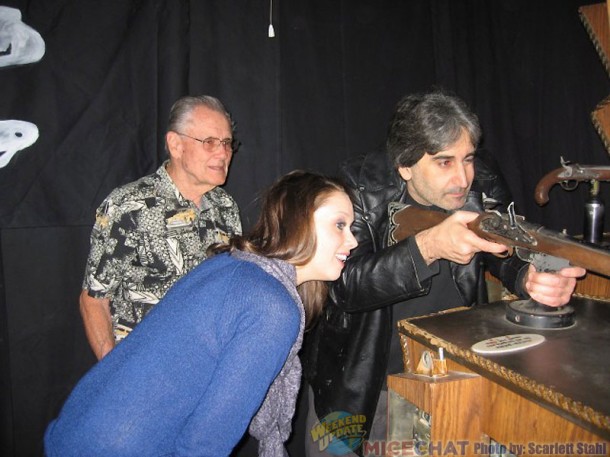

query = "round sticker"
[471,333,545,355]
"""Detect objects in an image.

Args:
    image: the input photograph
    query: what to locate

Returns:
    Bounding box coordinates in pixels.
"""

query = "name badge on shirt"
[165,209,196,230]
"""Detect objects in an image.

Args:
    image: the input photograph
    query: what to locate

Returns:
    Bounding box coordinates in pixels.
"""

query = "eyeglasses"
[176,132,235,153]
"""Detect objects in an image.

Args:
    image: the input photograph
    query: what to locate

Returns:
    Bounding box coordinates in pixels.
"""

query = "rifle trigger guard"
[559,180,578,191]
[514,247,535,264]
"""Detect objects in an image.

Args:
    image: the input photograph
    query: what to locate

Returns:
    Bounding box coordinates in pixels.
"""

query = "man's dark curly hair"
[386,90,481,168]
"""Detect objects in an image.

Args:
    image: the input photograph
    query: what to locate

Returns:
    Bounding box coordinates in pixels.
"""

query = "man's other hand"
[523,264,586,307]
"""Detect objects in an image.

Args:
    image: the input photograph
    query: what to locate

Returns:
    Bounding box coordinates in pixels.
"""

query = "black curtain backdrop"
[1,1,609,456]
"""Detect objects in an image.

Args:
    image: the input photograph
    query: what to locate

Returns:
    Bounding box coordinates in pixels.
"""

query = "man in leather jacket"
[302,91,584,456]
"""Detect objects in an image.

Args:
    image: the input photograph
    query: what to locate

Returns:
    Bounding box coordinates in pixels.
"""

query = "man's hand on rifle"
[523,264,586,307]
[415,210,508,265]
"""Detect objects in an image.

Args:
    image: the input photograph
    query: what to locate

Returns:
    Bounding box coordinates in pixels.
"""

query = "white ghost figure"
[0,6,45,67]
[0,120,39,167]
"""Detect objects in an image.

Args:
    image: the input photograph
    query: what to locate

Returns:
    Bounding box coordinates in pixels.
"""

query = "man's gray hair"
[386,90,481,168]
[167,95,233,134]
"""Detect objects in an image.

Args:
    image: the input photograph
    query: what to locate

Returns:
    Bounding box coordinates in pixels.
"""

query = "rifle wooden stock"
[534,164,610,205]
[389,206,448,241]
[390,205,610,277]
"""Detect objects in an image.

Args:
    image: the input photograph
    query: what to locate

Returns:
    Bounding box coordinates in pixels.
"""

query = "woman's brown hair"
[209,170,350,327]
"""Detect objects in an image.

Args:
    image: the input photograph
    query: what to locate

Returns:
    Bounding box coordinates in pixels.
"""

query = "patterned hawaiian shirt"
[82,162,242,340]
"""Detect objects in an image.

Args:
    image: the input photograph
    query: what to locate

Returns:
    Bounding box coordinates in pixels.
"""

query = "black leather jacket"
[302,150,528,449]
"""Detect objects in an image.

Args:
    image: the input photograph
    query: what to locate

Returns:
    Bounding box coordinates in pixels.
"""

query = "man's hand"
[79,290,115,360]
[523,264,586,307]
[415,210,508,265]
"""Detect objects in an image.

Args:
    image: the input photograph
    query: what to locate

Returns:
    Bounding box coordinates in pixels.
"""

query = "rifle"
[388,202,610,277]
[534,157,610,205]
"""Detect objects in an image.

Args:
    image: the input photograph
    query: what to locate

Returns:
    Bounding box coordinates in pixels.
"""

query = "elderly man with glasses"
[80,95,242,360]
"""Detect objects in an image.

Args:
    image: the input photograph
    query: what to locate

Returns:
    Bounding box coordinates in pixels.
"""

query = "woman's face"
[296,191,358,285]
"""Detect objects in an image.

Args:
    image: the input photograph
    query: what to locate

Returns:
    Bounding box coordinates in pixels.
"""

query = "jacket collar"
[355,150,405,193]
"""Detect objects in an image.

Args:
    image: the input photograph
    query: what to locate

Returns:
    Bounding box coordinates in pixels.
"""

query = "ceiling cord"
[268,0,275,37]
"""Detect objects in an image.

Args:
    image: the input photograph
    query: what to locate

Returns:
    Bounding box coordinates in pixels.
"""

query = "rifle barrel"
[472,213,610,277]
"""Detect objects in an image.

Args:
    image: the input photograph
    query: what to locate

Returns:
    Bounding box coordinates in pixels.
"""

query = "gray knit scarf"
[232,251,305,457]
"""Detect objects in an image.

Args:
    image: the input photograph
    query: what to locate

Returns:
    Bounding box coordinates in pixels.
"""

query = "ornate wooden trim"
[580,3,610,77]
[580,3,610,157]
[592,95,610,155]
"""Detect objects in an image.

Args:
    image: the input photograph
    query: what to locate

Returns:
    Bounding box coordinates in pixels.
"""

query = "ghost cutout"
[0,120,39,167]
[0,7,43,167]
[0,6,45,67]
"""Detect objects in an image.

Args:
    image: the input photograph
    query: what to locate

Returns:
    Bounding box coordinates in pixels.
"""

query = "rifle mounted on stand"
[389,202,610,277]
[388,202,610,329]
[534,157,610,244]
[534,157,610,205]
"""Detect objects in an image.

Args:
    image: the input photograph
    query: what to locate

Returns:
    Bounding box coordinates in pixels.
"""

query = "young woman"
[44,170,358,457]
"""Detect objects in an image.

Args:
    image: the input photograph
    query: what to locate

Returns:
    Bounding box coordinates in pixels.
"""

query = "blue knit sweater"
[44,252,302,456]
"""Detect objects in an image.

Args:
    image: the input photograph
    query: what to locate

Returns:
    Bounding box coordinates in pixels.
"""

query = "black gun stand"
[506,252,575,329]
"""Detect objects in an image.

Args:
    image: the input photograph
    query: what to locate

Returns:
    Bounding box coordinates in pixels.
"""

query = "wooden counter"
[574,270,610,299]
[390,297,610,456]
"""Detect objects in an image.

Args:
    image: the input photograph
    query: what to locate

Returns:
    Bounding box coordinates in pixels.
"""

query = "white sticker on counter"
[471,333,545,354]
